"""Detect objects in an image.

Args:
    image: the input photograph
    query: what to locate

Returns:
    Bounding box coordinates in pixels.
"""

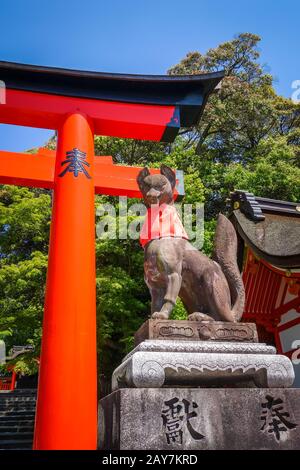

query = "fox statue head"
[137,164,176,207]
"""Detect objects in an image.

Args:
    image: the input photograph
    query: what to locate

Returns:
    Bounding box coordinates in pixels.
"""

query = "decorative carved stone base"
[112,340,294,390]
[99,388,300,450]
[134,320,258,346]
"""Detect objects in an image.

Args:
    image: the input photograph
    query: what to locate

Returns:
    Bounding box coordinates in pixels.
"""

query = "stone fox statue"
[137,164,245,323]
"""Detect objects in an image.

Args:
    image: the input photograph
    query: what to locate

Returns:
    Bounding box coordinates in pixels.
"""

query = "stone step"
[0,403,36,409]
[0,408,35,413]
[0,405,36,410]
[0,410,35,414]
[0,403,36,408]
[0,425,34,433]
[0,413,35,425]
[0,391,36,396]
[0,401,36,404]
[0,398,36,402]
[0,388,37,395]
[0,397,36,401]
[0,409,35,415]
[0,439,33,449]
[0,420,34,427]
[0,410,36,415]
[0,431,33,440]
[0,398,36,403]
[0,390,36,450]
[0,413,35,419]
[0,394,36,398]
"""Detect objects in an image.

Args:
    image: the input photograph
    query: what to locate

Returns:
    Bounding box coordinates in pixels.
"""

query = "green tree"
[0,185,50,372]
[168,33,300,216]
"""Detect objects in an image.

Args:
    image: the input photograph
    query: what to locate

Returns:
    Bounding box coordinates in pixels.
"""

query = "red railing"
[0,369,17,391]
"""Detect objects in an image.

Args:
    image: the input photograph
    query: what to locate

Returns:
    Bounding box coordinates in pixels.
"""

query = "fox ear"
[137,167,150,192]
[160,164,176,189]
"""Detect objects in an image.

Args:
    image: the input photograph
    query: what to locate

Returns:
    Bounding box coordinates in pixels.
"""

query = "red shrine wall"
[242,249,300,387]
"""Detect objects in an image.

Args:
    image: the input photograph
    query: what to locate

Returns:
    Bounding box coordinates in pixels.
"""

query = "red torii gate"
[0,61,223,450]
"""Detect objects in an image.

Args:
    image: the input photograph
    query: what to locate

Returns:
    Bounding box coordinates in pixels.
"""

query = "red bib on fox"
[140,203,189,247]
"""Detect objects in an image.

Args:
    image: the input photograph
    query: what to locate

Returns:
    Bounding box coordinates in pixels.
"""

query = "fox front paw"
[151,311,169,320]
[188,312,214,322]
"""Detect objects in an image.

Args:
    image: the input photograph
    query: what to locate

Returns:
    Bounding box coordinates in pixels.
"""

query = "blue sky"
[0,0,299,152]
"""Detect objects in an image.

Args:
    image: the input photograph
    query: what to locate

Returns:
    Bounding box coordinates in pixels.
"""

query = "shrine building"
[230,191,300,386]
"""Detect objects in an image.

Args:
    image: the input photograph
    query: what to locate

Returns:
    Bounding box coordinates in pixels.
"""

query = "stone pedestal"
[112,340,294,390]
[99,388,300,450]
[100,320,297,450]
[135,320,258,345]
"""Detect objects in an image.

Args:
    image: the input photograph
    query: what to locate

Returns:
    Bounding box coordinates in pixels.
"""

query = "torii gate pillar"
[34,113,97,449]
